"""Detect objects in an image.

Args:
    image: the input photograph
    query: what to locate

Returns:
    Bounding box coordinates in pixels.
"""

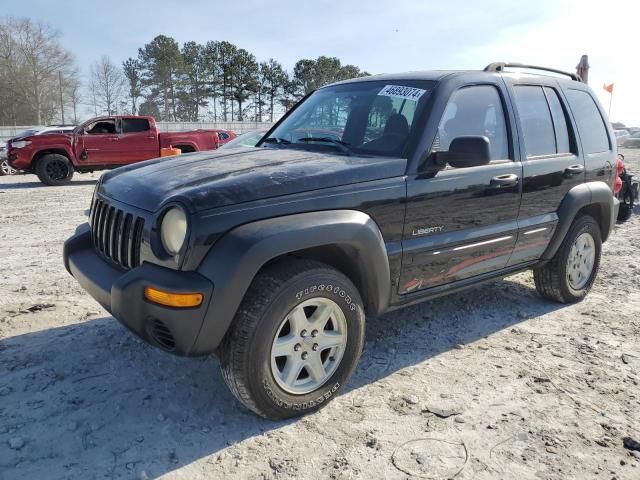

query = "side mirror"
[434,136,491,169]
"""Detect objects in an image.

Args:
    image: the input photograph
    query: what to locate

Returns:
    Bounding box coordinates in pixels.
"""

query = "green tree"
[203,41,221,121]
[230,48,258,121]
[278,74,299,112]
[137,35,183,121]
[138,98,161,119]
[215,41,238,121]
[292,56,368,100]
[180,41,211,121]
[292,59,317,96]
[122,58,142,115]
[260,59,286,122]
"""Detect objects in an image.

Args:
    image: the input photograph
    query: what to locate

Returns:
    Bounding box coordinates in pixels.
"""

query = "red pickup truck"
[6,115,236,186]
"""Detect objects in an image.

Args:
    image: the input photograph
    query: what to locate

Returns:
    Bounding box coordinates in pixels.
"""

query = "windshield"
[262,80,435,157]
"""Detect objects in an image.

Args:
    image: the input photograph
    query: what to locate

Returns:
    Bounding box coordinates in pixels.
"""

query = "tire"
[533,215,602,303]
[35,154,74,186]
[218,259,365,419]
[618,204,632,223]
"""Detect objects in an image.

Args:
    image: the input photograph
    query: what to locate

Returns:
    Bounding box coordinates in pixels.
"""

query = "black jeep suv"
[64,63,620,419]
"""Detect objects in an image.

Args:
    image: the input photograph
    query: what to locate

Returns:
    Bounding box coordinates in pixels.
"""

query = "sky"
[3,0,638,126]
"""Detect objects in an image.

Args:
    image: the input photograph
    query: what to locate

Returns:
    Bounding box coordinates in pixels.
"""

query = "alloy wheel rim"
[567,232,595,290]
[270,297,347,395]
[1,160,16,175]
[46,160,68,180]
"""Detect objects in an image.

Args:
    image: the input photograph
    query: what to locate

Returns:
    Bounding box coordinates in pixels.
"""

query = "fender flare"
[542,181,615,260]
[191,210,390,354]
[33,146,75,167]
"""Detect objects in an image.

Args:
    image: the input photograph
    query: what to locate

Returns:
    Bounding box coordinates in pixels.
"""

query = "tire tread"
[219,259,349,418]
[533,214,601,303]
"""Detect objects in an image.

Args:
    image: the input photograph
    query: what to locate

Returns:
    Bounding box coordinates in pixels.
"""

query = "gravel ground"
[1,151,639,480]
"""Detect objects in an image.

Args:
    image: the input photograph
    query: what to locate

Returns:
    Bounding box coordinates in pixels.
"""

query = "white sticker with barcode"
[378,84,427,101]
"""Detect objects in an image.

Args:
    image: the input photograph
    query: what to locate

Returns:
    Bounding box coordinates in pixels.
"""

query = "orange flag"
[603,83,614,93]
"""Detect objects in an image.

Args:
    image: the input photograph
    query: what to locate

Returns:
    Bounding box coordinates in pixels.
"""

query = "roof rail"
[484,62,582,82]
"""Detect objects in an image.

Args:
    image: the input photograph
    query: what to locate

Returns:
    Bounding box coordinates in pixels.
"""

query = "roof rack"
[484,62,582,82]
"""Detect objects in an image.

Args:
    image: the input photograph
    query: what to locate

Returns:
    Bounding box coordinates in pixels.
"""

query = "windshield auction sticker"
[378,85,427,101]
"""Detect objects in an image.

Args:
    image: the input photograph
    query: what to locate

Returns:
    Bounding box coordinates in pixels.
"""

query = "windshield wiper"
[296,137,352,155]
[263,137,291,145]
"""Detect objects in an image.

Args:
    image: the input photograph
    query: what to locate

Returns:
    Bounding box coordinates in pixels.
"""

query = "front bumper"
[64,224,215,355]
[7,151,28,170]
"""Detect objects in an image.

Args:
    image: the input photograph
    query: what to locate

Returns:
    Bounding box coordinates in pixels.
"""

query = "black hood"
[99,147,407,213]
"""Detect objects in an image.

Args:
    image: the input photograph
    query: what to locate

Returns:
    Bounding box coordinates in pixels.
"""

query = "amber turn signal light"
[144,287,203,308]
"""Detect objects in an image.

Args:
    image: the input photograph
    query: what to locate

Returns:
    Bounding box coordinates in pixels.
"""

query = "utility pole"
[58,71,65,124]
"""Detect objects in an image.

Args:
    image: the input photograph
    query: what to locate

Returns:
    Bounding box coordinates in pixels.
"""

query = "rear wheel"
[35,154,74,186]
[533,215,601,303]
[218,259,365,419]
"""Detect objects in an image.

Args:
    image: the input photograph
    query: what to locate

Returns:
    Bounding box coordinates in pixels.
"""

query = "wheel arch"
[542,181,615,260]
[33,148,74,168]
[269,243,381,314]
[191,210,391,354]
[172,143,197,153]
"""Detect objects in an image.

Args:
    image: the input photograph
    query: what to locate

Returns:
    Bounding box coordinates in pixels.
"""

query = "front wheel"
[219,259,365,419]
[35,154,74,186]
[533,215,602,303]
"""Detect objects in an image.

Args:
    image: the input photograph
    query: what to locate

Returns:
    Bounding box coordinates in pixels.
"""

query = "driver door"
[399,84,522,293]
[79,118,122,165]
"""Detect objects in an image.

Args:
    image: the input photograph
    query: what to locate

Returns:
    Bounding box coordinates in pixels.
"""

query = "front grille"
[90,198,144,269]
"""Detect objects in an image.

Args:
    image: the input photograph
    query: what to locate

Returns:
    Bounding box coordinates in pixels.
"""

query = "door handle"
[108,137,119,141]
[564,164,585,176]
[146,135,155,139]
[490,173,519,187]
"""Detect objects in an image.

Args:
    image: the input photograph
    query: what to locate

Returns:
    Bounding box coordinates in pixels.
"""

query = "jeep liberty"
[64,63,620,419]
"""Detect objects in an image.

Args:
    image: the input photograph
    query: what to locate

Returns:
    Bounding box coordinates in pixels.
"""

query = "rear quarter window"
[565,89,610,154]
[122,118,151,133]
[544,87,571,154]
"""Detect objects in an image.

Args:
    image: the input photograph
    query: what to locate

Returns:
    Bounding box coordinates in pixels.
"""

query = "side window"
[513,86,556,157]
[122,118,150,133]
[565,89,610,154]
[86,119,117,135]
[218,132,229,140]
[544,87,571,154]
[434,85,509,161]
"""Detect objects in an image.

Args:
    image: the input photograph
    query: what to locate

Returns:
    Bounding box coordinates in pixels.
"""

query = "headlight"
[10,140,31,149]
[160,206,188,256]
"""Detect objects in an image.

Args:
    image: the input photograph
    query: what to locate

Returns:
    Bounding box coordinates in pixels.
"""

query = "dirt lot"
[1,152,639,480]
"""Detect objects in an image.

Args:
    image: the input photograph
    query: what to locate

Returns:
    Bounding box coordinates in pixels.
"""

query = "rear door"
[400,83,522,293]
[563,88,615,184]
[506,82,585,265]
[118,117,158,164]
